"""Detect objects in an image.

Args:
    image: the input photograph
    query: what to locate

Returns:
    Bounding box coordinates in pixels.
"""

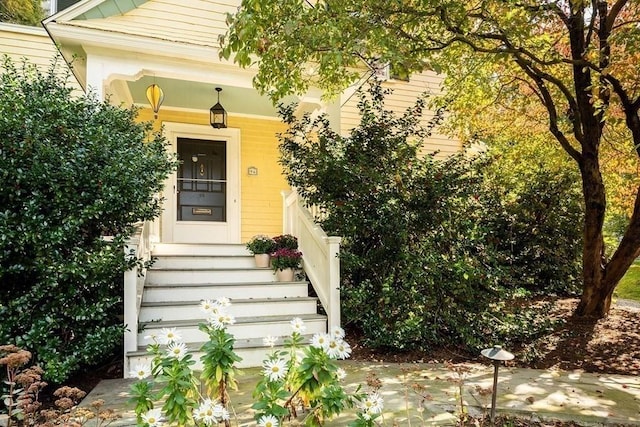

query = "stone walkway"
[81,361,640,426]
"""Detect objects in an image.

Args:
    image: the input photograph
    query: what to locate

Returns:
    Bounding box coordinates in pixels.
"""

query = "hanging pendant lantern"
[210,87,227,129]
[146,84,164,119]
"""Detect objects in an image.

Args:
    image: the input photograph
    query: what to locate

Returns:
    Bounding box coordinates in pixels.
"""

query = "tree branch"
[584,0,598,51]
[605,0,629,33]
[604,73,640,158]
[515,56,582,163]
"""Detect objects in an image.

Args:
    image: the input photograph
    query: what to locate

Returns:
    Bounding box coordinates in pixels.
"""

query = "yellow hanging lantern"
[146,84,164,119]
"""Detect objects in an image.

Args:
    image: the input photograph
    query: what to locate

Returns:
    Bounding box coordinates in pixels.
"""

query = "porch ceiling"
[127,76,297,118]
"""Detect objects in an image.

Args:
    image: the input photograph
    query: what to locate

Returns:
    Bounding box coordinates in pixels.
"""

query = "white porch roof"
[42,0,325,118]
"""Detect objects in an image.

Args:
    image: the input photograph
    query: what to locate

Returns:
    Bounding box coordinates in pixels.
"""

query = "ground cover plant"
[0,57,177,384]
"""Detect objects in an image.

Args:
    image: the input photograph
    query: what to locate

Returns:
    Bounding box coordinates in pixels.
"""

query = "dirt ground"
[348,298,640,377]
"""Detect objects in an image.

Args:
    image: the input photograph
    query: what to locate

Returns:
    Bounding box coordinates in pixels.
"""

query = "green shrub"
[479,161,583,295]
[0,57,177,383]
[278,82,581,353]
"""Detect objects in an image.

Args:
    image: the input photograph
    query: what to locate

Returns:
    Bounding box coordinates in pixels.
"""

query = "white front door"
[162,122,240,243]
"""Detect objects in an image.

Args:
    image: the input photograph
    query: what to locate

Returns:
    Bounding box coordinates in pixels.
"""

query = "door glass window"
[177,138,226,222]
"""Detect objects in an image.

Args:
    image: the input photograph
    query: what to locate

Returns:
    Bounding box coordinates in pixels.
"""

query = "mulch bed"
[348,298,640,377]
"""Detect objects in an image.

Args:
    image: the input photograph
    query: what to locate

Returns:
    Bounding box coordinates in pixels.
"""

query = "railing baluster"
[281,190,342,329]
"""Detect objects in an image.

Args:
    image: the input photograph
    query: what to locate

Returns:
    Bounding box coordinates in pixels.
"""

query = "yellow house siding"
[63,0,238,47]
[0,23,82,93]
[340,70,461,158]
[138,108,288,243]
[0,24,58,68]
[235,117,289,242]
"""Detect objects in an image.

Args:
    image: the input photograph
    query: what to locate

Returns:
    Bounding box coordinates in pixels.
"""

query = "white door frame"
[161,122,241,243]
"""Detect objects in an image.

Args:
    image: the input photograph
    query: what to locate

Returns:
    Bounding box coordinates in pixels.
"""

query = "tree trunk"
[575,146,607,317]
[576,156,640,317]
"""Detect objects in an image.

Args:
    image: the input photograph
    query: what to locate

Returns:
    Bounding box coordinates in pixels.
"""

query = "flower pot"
[275,268,295,282]
[254,253,271,268]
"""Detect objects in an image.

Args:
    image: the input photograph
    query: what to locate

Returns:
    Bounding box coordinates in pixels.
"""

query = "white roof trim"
[46,22,227,65]
[43,0,110,25]
[0,22,47,36]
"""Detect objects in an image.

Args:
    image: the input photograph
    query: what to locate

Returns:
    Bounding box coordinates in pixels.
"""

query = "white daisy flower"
[330,325,346,340]
[209,312,234,330]
[262,358,288,382]
[158,327,181,345]
[336,340,352,359]
[290,317,306,333]
[310,333,331,350]
[215,296,231,307]
[200,299,215,314]
[361,392,384,415]
[224,314,236,325]
[129,363,151,380]
[218,407,229,421]
[263,335,278,347]
[325,338,342,359]
[166,342,188,360]
[193,398,225,425]
[141,408,163,426]
[143,333,157,342]
[192,407,209,425]
[257,414,279,427]
[336,368,347,381]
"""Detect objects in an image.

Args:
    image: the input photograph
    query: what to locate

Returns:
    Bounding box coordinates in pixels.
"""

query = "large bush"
[479,153,583,295]
[0,58,177,382]
[278,83,582,352]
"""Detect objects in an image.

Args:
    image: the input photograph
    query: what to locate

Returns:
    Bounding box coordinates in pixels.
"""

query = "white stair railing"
[123,221,153,370]
[282,190,342,329]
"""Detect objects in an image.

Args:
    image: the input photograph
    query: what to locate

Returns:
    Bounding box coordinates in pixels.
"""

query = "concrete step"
[139,297,319,322]
[138,313,327,343]
[126,334,317,373]
[152,243,249,257]
[146,267,276,285]
[151,254,258,269]
[142,282,310,302]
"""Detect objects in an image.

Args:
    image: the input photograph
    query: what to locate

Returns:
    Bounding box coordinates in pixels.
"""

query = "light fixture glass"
[210,87,227,129]
[146,84,164,119]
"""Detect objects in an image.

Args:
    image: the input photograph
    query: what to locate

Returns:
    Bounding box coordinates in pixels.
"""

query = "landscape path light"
[480,345,514,425]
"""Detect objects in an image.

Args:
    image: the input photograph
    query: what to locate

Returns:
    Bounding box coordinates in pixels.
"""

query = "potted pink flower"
[271,247,302,281]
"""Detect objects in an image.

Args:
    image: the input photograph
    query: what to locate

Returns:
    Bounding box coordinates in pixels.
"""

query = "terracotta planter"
[254,253,271,268]
[275,268,295,282]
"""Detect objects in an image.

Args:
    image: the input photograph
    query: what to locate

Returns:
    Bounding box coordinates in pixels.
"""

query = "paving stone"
[78,361,640,426]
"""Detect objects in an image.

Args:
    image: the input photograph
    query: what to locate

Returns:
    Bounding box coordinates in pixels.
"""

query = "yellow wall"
[0,24,56,68]
[341,70,461,158]
[0,23,82,93]
[137,108,289,243]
